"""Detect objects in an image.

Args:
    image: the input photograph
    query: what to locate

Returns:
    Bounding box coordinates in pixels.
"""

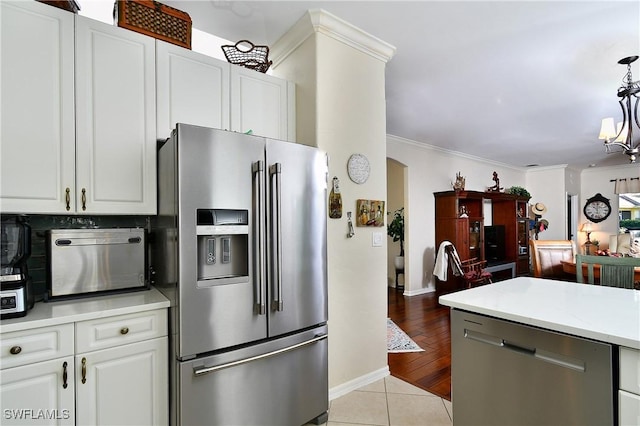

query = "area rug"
[387,318,424,353]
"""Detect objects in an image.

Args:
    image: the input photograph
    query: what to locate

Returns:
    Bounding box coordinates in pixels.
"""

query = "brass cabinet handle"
[81,188,87,211]
[120,327,129,335]
[81,357,87,384]
[62,361,68,389]
[9,346,21,355]
[65,187,71,211]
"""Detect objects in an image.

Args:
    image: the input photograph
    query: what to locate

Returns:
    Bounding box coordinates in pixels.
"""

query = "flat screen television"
[484,225,506,264]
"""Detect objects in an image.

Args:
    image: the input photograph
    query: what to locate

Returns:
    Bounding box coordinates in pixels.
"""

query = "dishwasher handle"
[465,329,585,372]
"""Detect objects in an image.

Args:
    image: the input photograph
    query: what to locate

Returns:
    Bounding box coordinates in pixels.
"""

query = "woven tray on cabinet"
[114,0,191,49]
[222,40,272,73]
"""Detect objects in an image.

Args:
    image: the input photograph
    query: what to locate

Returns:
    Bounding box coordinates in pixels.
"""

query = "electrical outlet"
[372,232,383,247]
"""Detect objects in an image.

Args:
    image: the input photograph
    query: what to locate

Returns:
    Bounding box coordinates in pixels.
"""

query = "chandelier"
[598,56,640,163]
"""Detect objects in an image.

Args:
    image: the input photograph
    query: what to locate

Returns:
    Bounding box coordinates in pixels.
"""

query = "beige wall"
[272,10,395,397]
[386,158,405,286]
[526,166,568,241]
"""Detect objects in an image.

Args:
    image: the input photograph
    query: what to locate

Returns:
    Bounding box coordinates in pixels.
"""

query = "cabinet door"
[75,16,156,215]
[619,390,640,426]
[0,1,75,214]
[156,41,230,141]
[76,337,168,426]
[0,356,75,426]
[230,66,293,140]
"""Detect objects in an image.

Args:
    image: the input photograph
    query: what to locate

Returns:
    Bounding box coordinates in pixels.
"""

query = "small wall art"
[356,199,385,227]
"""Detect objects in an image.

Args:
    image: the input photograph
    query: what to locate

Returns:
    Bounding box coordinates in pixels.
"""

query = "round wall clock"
[583,193,611,223]
[347,154,370,184]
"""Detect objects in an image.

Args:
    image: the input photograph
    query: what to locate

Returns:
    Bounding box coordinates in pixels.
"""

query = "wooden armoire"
[434,190,531,295]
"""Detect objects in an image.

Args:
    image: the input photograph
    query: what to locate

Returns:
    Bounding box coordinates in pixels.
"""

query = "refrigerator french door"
[154,124,328,425]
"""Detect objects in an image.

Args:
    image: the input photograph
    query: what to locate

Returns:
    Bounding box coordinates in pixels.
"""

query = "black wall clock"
[583,193,611,223]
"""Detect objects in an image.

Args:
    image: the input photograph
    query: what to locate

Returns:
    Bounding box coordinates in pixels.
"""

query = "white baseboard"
[328,366,390,401]
[403,286,435,296]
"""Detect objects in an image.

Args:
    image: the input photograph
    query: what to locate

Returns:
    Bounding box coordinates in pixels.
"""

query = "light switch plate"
[372,232,383,247]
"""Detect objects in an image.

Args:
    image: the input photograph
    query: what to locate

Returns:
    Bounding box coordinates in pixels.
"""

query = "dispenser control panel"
[196,209,249,285]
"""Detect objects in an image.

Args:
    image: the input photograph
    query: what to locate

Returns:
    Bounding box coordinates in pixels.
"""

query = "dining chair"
[530,240,577,280]
[575,254,640,289]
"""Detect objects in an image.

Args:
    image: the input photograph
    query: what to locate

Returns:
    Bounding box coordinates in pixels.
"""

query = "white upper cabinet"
[156,42,295,142]
[0,4,157,215]
[0,1,76,214]
[156,41,230,141]
[230,66,295,141]
[75,16,157,215]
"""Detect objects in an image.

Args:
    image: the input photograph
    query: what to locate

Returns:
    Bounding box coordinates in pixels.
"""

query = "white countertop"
[439,277,640,349]
[0,287,170,333]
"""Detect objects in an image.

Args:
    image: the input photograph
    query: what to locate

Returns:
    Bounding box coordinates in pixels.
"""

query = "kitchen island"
[440,277,640,426]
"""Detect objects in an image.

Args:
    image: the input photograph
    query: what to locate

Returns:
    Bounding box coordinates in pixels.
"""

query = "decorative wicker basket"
[114,0,191,49]
[222,40,272,73]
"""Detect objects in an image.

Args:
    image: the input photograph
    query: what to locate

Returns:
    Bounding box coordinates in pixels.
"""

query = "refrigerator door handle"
[270,162,283,311]
[193,334,328,376]
[253,160,266,315]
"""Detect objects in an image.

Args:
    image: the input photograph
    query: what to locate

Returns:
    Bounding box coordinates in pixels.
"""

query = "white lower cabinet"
[0,356,75,426]
[75,338,168,426]
[0,308,168,426]
[619,346,640,426]
[620,390,640,426]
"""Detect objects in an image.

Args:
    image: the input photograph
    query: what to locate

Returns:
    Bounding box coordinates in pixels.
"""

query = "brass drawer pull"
[81,357,87,384]
[9,346,22,355]
[120,327,129,335]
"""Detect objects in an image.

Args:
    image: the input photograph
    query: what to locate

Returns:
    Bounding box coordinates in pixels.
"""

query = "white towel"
[434,241,463,281]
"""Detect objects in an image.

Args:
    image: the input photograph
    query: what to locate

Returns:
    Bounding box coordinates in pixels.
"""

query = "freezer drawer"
[451,309,614,426]
[177,326,328,426]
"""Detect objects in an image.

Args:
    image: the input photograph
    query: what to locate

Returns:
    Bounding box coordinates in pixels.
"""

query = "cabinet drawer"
[76,309,167,353]
[620,346,640,395]
[0,324,74,370]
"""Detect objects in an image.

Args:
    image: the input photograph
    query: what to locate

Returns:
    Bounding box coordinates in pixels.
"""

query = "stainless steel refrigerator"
[153,124,328,426]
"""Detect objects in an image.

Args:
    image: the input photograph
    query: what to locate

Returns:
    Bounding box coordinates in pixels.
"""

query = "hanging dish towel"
[433,241,463,281]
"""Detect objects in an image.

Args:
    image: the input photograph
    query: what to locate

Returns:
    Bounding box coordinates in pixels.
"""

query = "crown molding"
[387,134,529,172]
[271,9,396,68]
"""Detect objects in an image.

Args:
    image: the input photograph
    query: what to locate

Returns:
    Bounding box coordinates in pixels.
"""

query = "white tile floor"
[311,375,452,426]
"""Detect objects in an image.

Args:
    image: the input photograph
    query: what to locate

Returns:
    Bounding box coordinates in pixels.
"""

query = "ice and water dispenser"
[196,209,249,285]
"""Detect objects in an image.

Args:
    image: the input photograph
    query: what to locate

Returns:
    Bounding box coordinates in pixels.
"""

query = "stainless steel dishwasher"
[451,309,614,426]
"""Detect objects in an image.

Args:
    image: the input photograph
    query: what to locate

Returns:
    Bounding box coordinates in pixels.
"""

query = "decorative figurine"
[452,172,466,192]
[486,171,503,192]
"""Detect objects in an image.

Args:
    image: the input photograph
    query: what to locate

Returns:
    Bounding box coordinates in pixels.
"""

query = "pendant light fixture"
[598,56,639,163]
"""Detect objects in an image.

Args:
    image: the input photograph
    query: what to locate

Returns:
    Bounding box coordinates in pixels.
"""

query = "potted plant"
[387,207,405,270]
[506,186,531,199]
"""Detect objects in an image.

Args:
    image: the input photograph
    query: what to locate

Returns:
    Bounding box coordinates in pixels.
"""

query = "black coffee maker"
[1,216,34,319]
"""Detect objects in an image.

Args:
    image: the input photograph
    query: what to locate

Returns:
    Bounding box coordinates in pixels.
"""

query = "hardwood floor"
[387,287,452,401]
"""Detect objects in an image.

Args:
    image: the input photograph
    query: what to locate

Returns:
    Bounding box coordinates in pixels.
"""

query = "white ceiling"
[164,1,640,170]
